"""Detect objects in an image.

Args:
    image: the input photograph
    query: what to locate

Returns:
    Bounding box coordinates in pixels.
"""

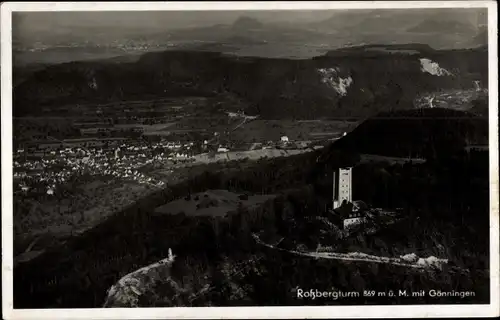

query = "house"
[331,201,367,230]
[343,214,366,230]
[281,136,289,143]
[343,201,367,230]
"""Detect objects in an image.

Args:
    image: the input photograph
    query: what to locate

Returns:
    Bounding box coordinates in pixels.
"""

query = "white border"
[1,1,499,319]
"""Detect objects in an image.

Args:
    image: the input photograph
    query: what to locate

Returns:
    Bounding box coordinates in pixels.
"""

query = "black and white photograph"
[1,1,499,319]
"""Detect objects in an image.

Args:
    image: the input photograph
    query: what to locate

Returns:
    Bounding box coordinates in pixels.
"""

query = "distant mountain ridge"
[231,16,264,30]
[309,9,483,34]
[14,44,487,119]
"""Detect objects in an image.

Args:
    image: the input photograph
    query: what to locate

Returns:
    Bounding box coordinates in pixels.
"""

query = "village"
[12,131,320,198]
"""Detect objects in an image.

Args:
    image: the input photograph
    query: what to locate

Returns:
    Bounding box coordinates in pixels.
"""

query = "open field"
[227,119,358,143]
[154,189,276,217]
[114,123,177,131]
[192,148,318,163]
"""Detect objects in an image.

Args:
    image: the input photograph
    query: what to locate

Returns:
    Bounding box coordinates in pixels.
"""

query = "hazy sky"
[13,11,334,31]
[13,8,486,33]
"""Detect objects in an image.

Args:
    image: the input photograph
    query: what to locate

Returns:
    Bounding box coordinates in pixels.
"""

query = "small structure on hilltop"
[474,80,483,92]
[217,146,230,153]
[281,136,289,143]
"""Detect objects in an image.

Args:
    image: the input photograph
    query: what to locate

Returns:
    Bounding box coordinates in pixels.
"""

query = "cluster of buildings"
[13,139,207,197]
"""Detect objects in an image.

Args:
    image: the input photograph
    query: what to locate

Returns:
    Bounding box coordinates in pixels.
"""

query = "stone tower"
[333,167,353,209]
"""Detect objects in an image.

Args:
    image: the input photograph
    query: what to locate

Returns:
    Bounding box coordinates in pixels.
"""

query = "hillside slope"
[14,45,487,119]
[331,108,489,159]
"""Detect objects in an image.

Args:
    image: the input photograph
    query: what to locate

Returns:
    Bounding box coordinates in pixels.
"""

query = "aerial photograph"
[8,6,492,310]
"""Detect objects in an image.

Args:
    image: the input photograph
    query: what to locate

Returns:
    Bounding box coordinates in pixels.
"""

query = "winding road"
[251,233,468,274]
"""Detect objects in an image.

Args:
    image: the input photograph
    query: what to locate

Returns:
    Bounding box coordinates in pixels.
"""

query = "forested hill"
[14,44,487,119]
[331,108,489,159]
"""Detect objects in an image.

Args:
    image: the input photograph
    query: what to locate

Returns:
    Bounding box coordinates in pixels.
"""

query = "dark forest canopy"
[331,108,489,160]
